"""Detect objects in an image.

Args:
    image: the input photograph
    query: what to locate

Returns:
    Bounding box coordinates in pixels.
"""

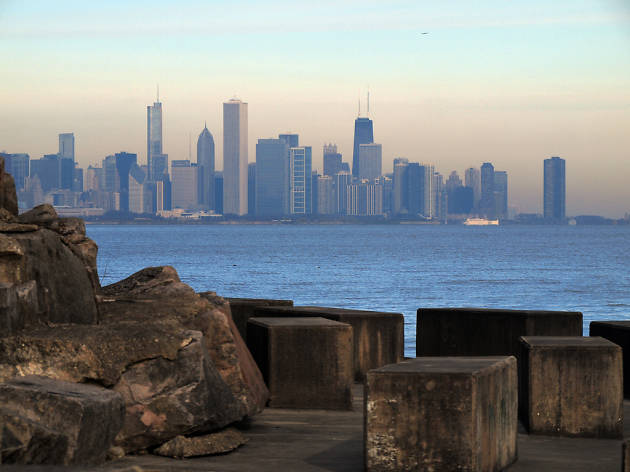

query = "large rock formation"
[101,267,269,419]
[0,266,269,453]
[0,169,268,462]
[0,157,18,217]
[0,376,125,465]
[0,204,99,335]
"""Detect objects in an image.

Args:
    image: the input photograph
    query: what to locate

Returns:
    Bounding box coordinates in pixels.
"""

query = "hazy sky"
[1,0,629,216]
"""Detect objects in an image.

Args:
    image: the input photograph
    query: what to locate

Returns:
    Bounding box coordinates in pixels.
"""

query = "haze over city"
[1,0,629,216]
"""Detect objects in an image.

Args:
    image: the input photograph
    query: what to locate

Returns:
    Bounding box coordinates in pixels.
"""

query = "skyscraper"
[334,171,352,215]
[323,144,342,177]
[544,157,566,221]
[480,162,495,218]
[256,138,289,217]
[352,117,374,180]
[464,167,481,209]
[289,146,312,215]
[58,133,74,162]
[317,175,335,215]
[223,99,248,215]
[248,163,256,215]
[494,170,508,219]
[147,94,163,182]
[171,160,198,209]
[393,158,409,215]
[357,143,382,181]
[115,152,137,213]
[197,125,215,210]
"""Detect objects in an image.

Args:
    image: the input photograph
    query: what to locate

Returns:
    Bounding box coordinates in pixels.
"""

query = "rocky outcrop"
[0,203,100,335]
[102,267,269,418]
[0,157,18,217]
[0,376,125,465]
[153,427,248,458]
[0,163,267,462]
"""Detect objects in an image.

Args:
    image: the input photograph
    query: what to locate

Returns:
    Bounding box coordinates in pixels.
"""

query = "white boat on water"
[463,218,499,226]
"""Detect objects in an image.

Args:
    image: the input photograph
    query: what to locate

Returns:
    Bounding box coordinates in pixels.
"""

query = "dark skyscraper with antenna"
[352,93,374,180]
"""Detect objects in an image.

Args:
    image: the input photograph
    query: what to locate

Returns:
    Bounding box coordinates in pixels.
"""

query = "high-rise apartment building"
[197,125,215,210]
[334,171,352,215]
[317,175,335,215]
[323,144,342,177]
[357,143,382,181]
[223,99,248,215]
[347,180,383,216]
[115,152,137,213]
[465,167,481,209]
[480,162,495,218]
[171,160,198,209]
[248,163,256,215]
[544,156,566,220]
[289,146,312,215]
[58,133,75,162]
[255,138,289,217]
[147,95,163,181]
[352,117,374,180]
[393,158,409,214]
[279,133,299,148]
[494,170,508,219]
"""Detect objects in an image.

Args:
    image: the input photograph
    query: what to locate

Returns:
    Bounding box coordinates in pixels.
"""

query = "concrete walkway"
[5,384,627,471]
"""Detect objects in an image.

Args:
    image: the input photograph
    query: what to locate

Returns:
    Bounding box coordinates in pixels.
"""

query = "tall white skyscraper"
[58,133,74,161]
[147,91,163,181]
[223,99,248,215]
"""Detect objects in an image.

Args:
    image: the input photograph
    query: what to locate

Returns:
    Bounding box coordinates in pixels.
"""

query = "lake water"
[87,224,630,357]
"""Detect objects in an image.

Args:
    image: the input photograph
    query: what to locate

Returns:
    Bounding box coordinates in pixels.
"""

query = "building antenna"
[157,84,159,102]
[188,132,191,160]
[367,88,370,116]
[358,95,361,117]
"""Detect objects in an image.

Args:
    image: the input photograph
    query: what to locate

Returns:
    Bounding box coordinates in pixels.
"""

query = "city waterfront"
[90,224,630,357]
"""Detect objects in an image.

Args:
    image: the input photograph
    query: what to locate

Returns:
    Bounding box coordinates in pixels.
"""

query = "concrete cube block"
[254,305,404,381]
[226,298,293,342]
[365,356,517,472]
[417,308,582,357]
[519,336,623,438]
[247,317,353,410]
[590,321,630,398]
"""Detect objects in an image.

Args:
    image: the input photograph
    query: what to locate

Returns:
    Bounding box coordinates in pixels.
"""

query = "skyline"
[1,1,629,216]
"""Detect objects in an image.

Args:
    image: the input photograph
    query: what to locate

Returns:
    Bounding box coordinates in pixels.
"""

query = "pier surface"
[4,384,628,471]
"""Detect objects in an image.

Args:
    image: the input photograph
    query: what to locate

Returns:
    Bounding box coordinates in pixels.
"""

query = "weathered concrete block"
[247,317,353,410]
[365,357,517,472]
[254,305,404,381]
[590,321,630,398]
[417,308,582,357]
[226,298,293,342]
[519,336,623,438]
[0,375,125,465]
[624,439,630,472]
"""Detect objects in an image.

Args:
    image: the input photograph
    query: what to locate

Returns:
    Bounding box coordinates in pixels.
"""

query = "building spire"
[157,84,160,102]
[358,95,361,117]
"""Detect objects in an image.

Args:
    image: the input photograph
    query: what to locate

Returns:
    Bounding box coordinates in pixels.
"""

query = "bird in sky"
[420,32,429,35]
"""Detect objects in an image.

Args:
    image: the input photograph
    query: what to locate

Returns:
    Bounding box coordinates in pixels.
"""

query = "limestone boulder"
[7,228,98,326]
[114,331,241,452]
[0,157,18,217]
[0,322,244,453]
[153,427,248,458]
[0,375,124,465]
[102,267,269,417]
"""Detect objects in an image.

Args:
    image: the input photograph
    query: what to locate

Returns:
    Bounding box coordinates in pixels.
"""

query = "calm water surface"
[88,224,630,357]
